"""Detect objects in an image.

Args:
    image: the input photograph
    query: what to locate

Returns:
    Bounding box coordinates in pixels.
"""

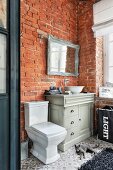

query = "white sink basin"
[65,86,84,94]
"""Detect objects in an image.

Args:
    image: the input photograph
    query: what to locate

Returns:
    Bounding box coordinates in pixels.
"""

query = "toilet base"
[31,142,60,164]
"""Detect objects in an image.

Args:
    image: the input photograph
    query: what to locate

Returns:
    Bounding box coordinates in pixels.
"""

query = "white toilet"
[24,101,67,164]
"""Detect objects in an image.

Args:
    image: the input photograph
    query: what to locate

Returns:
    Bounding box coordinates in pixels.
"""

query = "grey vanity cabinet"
[46,93,94,151]
[79,104,91,137]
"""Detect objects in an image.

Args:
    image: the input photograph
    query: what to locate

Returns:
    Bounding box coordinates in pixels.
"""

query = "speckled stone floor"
[21,137,113,170]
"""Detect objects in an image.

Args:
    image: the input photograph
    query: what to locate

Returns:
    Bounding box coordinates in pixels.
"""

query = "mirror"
[0,0,7,28]
[47,35,80,76]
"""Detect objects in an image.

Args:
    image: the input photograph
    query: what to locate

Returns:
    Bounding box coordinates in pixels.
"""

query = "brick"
[21,0,100,141]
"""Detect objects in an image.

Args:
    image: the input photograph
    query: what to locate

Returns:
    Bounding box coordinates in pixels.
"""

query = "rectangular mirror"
[0,33,6,93]
[47,35,80,76]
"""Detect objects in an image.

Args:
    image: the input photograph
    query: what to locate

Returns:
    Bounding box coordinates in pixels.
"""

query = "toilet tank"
[24,101,49,128]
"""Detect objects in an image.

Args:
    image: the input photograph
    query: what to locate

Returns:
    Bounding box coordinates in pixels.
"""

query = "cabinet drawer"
[64,115,79,129]
[64,127,79,142]
[64,105,78,117]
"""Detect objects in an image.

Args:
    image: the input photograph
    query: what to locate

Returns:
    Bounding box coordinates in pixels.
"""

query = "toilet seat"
[31,122,65,138]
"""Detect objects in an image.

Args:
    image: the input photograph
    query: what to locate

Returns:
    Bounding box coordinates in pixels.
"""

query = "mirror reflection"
[0,0,7,28]
[47,35,80,76]
[0,34,6,93]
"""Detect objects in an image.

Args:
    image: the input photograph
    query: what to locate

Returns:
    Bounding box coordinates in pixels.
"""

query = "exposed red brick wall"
[77,1,104,134]
[20,0,79,141]
[77,0,96,93]
[20,0,103,141]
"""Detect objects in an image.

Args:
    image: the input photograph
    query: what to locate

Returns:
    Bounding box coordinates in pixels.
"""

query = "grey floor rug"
[79,148,113,170]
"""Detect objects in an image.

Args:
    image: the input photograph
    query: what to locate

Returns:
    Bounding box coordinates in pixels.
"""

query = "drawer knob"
[79,118,81,121]
[71,132,74,135]
[71,121,74,124]
[71,110,74,113]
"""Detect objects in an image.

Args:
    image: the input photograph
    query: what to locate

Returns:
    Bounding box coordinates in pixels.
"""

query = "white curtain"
[92,20,113,37]
[93,0,113,37]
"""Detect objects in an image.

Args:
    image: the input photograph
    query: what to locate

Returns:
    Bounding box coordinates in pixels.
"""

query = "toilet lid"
[31,122,66,137]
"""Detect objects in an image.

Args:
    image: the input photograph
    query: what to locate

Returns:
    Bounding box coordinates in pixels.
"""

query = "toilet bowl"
[24,101,67,164]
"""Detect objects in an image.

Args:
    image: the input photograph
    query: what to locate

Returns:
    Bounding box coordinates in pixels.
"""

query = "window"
[104,33,113,84]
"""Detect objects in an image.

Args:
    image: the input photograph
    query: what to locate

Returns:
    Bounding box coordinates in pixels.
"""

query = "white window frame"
[104,33,113,85]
